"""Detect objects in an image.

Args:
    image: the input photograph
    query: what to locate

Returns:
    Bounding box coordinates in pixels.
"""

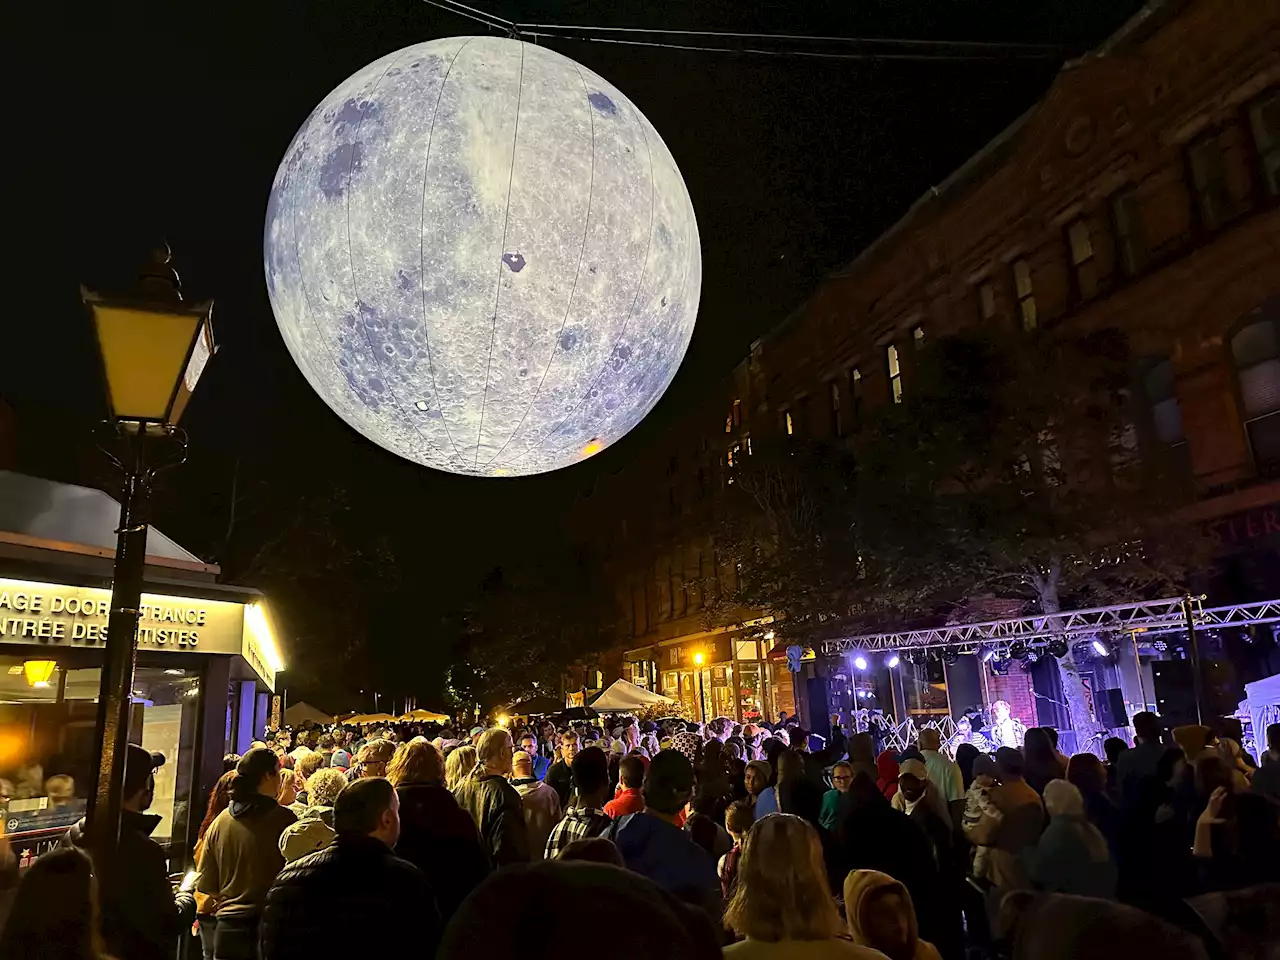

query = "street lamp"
[693,652,706,724]
[82,244,215,863]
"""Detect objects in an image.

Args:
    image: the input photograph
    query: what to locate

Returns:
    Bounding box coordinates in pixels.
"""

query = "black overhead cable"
[421,0,1070,62]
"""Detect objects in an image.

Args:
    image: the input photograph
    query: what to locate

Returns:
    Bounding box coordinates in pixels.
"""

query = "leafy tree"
[453,548,616,712]
[716,326,1214,736]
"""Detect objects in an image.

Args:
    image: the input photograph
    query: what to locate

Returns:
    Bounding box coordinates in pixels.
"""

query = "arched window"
[1231,299,1280,472]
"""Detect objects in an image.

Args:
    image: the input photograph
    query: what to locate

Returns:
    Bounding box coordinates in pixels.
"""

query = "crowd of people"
[1,709,1278,960]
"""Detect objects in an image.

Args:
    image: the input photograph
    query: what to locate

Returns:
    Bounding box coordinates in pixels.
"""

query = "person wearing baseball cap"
[65,745,195,960]
[892,757,962,957]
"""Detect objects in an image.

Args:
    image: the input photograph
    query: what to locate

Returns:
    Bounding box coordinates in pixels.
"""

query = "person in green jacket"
[820,761,854,830]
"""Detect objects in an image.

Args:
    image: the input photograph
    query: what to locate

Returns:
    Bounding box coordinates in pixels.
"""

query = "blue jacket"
[612,812,719,915]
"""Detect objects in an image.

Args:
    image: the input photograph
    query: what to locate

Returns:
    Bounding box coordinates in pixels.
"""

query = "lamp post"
[82,244,215,865]
[693,652,706,724]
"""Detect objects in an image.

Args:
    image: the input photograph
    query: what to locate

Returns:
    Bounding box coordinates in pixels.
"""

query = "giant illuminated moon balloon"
[264,36,701,476]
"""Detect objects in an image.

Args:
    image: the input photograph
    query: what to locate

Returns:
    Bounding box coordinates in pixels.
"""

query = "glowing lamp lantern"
[23,660,57,688]
[264,36,701,477]
[84,247,215,425]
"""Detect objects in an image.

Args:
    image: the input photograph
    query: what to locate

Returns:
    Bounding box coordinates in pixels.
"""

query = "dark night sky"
[7,0,1143,702]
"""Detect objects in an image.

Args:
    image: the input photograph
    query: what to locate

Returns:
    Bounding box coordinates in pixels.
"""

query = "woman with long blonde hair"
[445,744,478,792]
[724,814,882,957]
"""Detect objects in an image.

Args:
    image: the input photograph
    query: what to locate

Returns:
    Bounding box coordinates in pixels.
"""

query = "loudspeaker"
[1097,688,1129,729]
[1152,658,1240,726]
[806,676,832,740]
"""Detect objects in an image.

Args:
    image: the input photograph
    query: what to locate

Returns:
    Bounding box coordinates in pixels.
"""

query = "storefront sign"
[0,576,246,656]
[662,635,733,669]
[1208,505,1280,547]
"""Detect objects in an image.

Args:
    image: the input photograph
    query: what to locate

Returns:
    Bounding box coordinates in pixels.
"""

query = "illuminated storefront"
[627,625,791,723]
[0,472,279,871]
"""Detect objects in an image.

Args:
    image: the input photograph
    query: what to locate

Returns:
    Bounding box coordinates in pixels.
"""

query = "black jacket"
[65,811,194,960]
[259,834,441,960]
[544,759,574,808]
[453,773,531,867]
[394,781,490,920]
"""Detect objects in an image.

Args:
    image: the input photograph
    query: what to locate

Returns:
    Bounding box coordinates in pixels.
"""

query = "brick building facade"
[570,0,1280,728]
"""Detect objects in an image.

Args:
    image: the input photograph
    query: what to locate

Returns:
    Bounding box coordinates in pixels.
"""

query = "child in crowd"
[718,799,754,898]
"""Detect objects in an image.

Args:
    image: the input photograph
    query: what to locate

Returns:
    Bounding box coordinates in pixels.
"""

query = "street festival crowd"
[1,707,1279,960]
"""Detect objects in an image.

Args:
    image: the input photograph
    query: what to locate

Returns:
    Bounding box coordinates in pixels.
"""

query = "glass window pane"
[1068,221,1093,264]
[886,344,900,378]
[1013,259,1033,298]
[1240,358,1280,417]
[1152,397,1185,445]
[1232,320,1279,366]
[1144,360,1175,402]
[1247,410,1280,467]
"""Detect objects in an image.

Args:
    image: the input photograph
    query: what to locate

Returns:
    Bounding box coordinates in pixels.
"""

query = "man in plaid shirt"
[544,746,612,859]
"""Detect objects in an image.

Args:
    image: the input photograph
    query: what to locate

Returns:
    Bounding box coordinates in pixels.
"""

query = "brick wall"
[985,669,1039,728]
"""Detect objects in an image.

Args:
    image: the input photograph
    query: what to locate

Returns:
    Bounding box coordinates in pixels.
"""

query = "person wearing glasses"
[821,761,854,830]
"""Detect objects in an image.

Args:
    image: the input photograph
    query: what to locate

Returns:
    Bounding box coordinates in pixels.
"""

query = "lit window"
[1112,189,1146,276]
[887,344,903,403]
[1249,89,1280,197]
[724,417,732,434]
[1231,304,1280,472]
[784,409,794,436]
[912,326,925,349]
[977,280,996,321]
[732,398,742,428]
[1013,259,1037,331]
[1066,219,1096,300]
[746,434,753,456]
[829,381,843,437]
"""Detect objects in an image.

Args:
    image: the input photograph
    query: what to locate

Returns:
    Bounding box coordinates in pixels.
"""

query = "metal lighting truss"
[822,595,1280,656]
[821,596,1196,655]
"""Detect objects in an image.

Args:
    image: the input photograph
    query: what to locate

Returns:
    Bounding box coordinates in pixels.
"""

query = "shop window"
[1231,303,1280,473]
[886,344,903,403]
[828,381,843,437]
[1112,189,1147,276]
[1013,258,1037,331]
[1066,219,1097,301]
[0,656,200,862]
[976,280,997,321]
[1249,89,1280,197]
[1188,131,1245,231]
[848,368,863,424]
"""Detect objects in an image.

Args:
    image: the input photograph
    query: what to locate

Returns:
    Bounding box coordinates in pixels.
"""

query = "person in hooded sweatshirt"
[63,745,195,960]
[510,749,563,860]
[196,747,296,959]
[844,869,943,960]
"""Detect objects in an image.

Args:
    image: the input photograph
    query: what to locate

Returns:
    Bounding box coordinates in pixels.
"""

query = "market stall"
[590,678,676,712]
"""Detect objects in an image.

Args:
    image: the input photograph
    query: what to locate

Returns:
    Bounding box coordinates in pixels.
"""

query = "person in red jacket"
[605,756,646,819]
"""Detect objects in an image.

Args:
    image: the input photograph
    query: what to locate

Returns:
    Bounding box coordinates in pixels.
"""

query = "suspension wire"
[520,23,1064,53]
[422,0,1071,61]
[521,30,1064,61]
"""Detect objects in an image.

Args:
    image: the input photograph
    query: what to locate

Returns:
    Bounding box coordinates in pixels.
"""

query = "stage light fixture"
[1009,640,1029,661]
[942,648,959,666]
[885,653,900,669]
[1091,639,1110,657]
[981,647,997,662]
[1046,637,1069,658]
[853,655,868,672]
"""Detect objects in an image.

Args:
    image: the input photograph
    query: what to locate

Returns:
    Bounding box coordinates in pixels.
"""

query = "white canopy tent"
[590,679,676,712]
[282,701,334,727]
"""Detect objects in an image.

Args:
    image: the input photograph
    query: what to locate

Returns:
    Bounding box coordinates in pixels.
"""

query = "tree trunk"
[1035,571,1101,743]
